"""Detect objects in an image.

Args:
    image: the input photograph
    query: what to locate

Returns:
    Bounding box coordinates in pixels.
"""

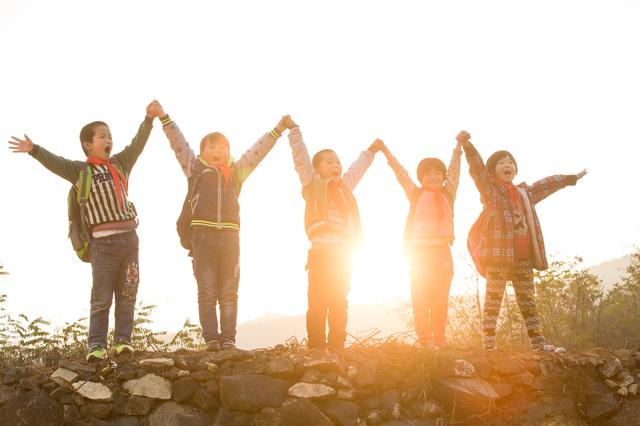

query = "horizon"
[1,0,639,334]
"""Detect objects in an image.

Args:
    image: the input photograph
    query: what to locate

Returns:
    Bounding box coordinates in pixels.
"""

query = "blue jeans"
[191,230,240,343]
[88,230,139,348]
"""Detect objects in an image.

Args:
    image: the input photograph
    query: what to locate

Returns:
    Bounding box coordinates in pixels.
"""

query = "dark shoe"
[206,340,221,352]
[221,340,236,351]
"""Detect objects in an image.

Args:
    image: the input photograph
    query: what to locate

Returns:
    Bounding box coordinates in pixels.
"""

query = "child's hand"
[275,115,290,135]
[576,169,587,180]
[146,100,165,118]
[368,138,384,153]
[456,130,470,145]
[284,115,297,129]
[8,135,34,153]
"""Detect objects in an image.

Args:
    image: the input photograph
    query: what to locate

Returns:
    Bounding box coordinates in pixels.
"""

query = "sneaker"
[86,345,107,362]
[206,340,221,352]
[221,340,236,351]
[534,344,566,354]
[112,341,134,356]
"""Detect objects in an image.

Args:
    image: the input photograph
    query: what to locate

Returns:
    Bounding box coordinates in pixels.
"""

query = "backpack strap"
[76,166,93,206]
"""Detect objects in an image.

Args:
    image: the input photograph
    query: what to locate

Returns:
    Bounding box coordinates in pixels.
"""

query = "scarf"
[213,162,233,191]
[86,156,127,210]
[491,177,522,209]
[421,186,448,220]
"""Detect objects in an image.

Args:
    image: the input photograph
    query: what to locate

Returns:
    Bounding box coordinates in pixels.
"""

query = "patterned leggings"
[482,262,546,350]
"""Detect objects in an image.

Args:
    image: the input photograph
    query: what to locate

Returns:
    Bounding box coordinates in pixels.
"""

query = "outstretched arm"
[287,118,315,187]
[380,141,419,200]
[528,169,586,204]
[155,103,197,178]
[9,134,85,183]
[341,139,380,190]
[234,115,289,184]
[110,100,156,173]
[459,131,491,201]
[443,132,464,201]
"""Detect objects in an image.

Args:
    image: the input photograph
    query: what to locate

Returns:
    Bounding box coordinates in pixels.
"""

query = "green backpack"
[67,167,93,262]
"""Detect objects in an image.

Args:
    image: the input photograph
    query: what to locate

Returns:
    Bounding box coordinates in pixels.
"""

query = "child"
[155,102,290,351]
[459,131,587,353]
[8,101,161,361]
[379,133,464,349]
[287,117,383,351]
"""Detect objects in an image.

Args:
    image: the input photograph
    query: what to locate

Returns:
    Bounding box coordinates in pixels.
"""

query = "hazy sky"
[1,0,639,334]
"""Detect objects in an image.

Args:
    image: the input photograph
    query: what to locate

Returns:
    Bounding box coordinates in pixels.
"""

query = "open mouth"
[105,145,112,155]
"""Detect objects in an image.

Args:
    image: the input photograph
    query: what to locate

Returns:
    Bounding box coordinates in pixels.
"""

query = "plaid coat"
[463,140,577,271]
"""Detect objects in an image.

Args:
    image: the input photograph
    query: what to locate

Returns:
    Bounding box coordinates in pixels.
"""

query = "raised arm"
[341,139,381,191]
[442,134,463,201]
[110,102,155,173]
[9,134,85,183]
[460,132,491,201]
[527,169,586,204]
[380,141,419,200]
[287,122,315,187]
[155,103,197,178]
[234,115,288,184]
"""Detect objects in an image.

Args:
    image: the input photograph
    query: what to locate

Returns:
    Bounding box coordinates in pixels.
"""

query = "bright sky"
[1,0,639,334]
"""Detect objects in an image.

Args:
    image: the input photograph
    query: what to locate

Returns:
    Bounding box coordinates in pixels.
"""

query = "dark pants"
[192,229,240,344]
[88,230,139,348]
[409,245,453,345]
[306,248,353,350]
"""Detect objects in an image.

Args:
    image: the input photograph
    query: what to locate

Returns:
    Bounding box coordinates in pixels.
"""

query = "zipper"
[216,167,222,229]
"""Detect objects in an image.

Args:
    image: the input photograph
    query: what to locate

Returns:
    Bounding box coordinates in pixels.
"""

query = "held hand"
[275,115,290,134]
[456,130,470,145]
[284,115,297,129]
[146,99,165,118]
[576,169,587,180]
[368,138,384,153]
[8,135,34,153]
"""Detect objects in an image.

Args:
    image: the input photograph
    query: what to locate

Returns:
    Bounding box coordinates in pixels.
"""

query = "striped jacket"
[162,120,278,231]
[30,117,153,228]
[463,140,577,271]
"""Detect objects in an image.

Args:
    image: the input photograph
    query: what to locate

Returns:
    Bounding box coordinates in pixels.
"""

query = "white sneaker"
[535,344,566,354]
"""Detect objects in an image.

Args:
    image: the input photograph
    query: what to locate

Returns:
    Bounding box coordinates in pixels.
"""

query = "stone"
[432,377,501,416]
[0,383,16,404]
[576,379,619,423]
[347,365,358,380]
[176,354,210,371]
[408,398,441,418]
[220,374,289,411]
[628,383,639,396]
[355,359,380,387]
[617,387,628,397]
[337,388,355,400]
[604,399,640,425]
[123,395,154,415]
[147,401,209,426]
[289,382,337,399]
[232,358,265,375]
[0,366,26,385]
[281,397,334,426]
[190,370,216,382]
[381,389,400,416]
[192,387,220,412]
[73,381,113,400]
[80,402,112,419]
[207,362,219,375]
[205,380,219,394]
[63,404,81,422]
[59,359,97,374]
[139,357,175,368]
[337,375,352,388]
[366,410,384,425]
[171,377,199,402]
[213,407,253,426]
[50,367,79,383]
[605,379,618,388]
[620,375,634,387]
[123,374,172,400]
[599,358,623,379]
[493,358,526,375]
[265,356,295,377]
[302,369,322,383]
[313,399,358,426]
[209,348,254,363]
[11,390,64,426]
[508,371,536,387]
[614,349,636,370]
[302,355,341,372]
[113,417,140,426]
[453,359,476,377]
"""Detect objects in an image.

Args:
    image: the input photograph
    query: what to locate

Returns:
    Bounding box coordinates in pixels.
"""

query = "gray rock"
[265,356,295,377]
[73,381,113,400]
[614,349,636,370]
[14,390,63,426]
[599,358,623,379]
[629,383,639,396]
[232,358,265,375]
[337,388,355,400]
[175,354,209,371]
[220,374,289,411]
[59,359,97,374]
[113,417,140,426]
[576,379,619,422]
[139,357,175,368]
[123,373,171,400]
[63,404,81,423]
[80,402,112,419]
[302,355,341,372]
[355,359,380,387]
[213,407,253,426]
[123,395,154,415]
[453,359,476,377]
[190,370,216,382]
[0,366,26,385]
[50,367,79,383]
[289,382,336,399]
[0,383,16,404]
[146,401,209,426]
[432,377,501,417]
[281,398,334,426]
[316,399,359,426]
[192,387,220,412]
[171,377,199,402]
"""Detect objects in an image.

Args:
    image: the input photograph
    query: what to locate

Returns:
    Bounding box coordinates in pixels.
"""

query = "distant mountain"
[236,303,409,350]
[589,255,633,291]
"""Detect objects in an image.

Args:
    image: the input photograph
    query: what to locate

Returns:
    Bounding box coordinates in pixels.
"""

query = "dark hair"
[79,121,108,155]
[312,149,337,169]
[416,157,447,182]
[486,150,518,175]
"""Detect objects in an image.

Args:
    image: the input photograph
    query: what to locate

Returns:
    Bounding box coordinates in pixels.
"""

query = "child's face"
[84,124,112,160]
[493,155,517,183]
[421,168,445,190]
[315,151,342,180]
[202,137,230,165]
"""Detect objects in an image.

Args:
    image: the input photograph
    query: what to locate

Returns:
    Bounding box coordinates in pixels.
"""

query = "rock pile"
[0,343,639,425]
